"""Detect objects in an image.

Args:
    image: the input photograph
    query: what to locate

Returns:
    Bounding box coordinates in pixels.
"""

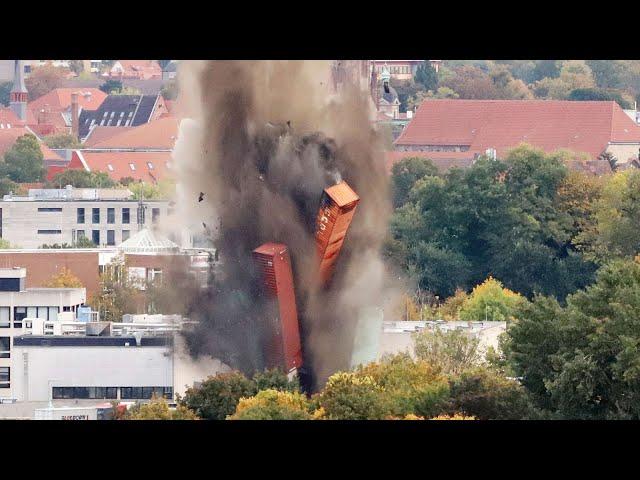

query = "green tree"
[68,60,84,75]
[88,258,145,323]
[390,156,439,208]
[127,395,199,420]
[252,368,301,393]
[228,389,312,420]
[0,134,46,182]
[414,61,438,91]
[75,236,97,248]
[413,328,481,375]
[180,371,257,420]
[128,179,175,200]
[315,372,389,420]
[0,81,11,106]
[99,79,123,94]
[0,239,12,249]
[43,133,81,149]
[447,367,537,420]
[568,88,631,108]
[0,178,23,197]
[532,60,560,81]
[505,259,640,418]
[47,169,116,188]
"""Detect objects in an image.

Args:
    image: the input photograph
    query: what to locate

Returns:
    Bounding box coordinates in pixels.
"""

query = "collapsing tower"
[252,243,303,374]
[315,181,360,287]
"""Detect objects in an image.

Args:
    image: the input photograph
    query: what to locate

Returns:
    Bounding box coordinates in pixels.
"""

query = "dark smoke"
[171,61,393,389]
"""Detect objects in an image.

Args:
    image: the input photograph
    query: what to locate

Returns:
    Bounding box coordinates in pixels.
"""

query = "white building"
[0,267,86,399]
[0,187,170,249]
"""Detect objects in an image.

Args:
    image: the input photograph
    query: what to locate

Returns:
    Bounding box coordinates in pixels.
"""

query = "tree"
[47,169,116,189]
[458,277,525,322]
[357,354,450,418]
[76,236,97,248]
[68,60,84,75]
[533,61,595,100]
[0,239,12,249]
[446,367,537,420]
[25,65,66,100]
[43,133,81,149]
[44,268,83,288]
[127,395,199,420]
[0,134,46,182]
[568,88,632,109]
[315,372,389,420]
[390,156,439,208]
[228,389,312,420]
[532,60,560,81]
[440,66,500,99]
[99,79,123,94]
[413,328,481,375]
[437,289,469,320]
[414,61,438,91]
[505,259,640,418]
[180,371,257,420]
[252,368,301,393]
[89,258,146,323]
[0,81,11,106]
[0,178,23,197]
[128,179,175,200]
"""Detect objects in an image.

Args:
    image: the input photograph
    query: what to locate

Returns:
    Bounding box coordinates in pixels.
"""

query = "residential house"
[109,61,162,80]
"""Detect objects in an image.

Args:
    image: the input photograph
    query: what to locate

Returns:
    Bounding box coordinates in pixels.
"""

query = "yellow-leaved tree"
[228,389,312,420]
[44,268,83,288]
[458,277,524,322]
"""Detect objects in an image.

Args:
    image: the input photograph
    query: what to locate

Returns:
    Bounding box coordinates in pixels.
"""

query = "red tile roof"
[0,108,26,128]
[385,151,476,174]
[110,60,162,80]
[0,127,63,162]
[83,126,135,147]
[28,88,107,114]
[77,150,172,183]
[395,100,640,160]
[89,116,178,149]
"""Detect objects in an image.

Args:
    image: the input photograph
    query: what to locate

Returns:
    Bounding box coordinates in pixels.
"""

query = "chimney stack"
[71,92,79,139]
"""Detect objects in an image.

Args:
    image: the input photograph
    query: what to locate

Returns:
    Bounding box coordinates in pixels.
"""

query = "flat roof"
[13,335,173,347]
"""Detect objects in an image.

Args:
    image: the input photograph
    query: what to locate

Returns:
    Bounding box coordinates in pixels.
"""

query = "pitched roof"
[0,107,26,128]
[385,151,476,174]
[28,88,107,114]
[78,94,161,138]
[89,116,178,149]
[395,100,640,160]
[83,126,135,147]
[78,150,172,183]
[0,127,63,162]
[110,60,162,80]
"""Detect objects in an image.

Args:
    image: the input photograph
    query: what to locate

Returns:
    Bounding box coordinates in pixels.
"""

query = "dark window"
[52,387,73,399]
[0,337,9,358]
[152,208,160,224]
[0,366,9,387]
[74,387,90,399]
[77,208,85,223]
[107,230,115,246]
[38,208,62,212]
[77,230,85,240]
[107,208,115,224]
[122,208,130,224]
[122,230,130,241]
[13,307,26,328]
[92,230,100,245]
[92,208,100,223]
[37,230,62,234]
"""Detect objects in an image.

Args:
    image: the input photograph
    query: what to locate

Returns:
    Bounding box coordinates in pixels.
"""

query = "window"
[122,208,130,224]
[129,163,136,171]
[92,230,100,246]
[0,307,9,328]
[92,208,100,223]
[0,367,9,388]
[77,230,85,240]
[107,230,115,246]
[77,207,85,224]
[38,230,62,234]
[48,307,58,321]
[122,230,130,241]
[152,208,160,224]
[107,208,115,224]
[120,386,172,399]
[14,307,27,328]
[38,207,62,212]
[0,337,9,358]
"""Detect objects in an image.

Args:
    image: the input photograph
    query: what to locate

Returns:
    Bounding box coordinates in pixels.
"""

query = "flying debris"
[198,192,205,202]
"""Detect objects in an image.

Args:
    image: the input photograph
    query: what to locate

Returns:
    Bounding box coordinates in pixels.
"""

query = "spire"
[10,60,28,122]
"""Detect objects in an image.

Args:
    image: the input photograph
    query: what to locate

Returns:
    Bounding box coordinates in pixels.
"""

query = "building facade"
[0,267,86,399]
[0,188,170,249]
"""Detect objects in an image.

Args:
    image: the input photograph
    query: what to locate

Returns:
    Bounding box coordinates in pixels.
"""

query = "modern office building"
[0,267,86,400]
[0,187,170,249]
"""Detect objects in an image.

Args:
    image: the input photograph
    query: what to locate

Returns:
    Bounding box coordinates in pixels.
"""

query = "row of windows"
[376,65,413,75]
[77,207,160,225]
[0,306,60,328]
[74,229,129,246]
[52,386,173,400]
[0,367,9,388]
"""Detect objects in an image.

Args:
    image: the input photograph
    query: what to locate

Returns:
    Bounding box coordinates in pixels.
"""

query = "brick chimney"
[71,92,79,139]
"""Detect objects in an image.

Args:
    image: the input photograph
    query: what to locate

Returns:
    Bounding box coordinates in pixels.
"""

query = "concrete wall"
[11,344,172,402]
[0,200,169,249]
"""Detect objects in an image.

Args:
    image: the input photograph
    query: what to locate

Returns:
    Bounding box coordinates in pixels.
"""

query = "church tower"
[10,60,28,122]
